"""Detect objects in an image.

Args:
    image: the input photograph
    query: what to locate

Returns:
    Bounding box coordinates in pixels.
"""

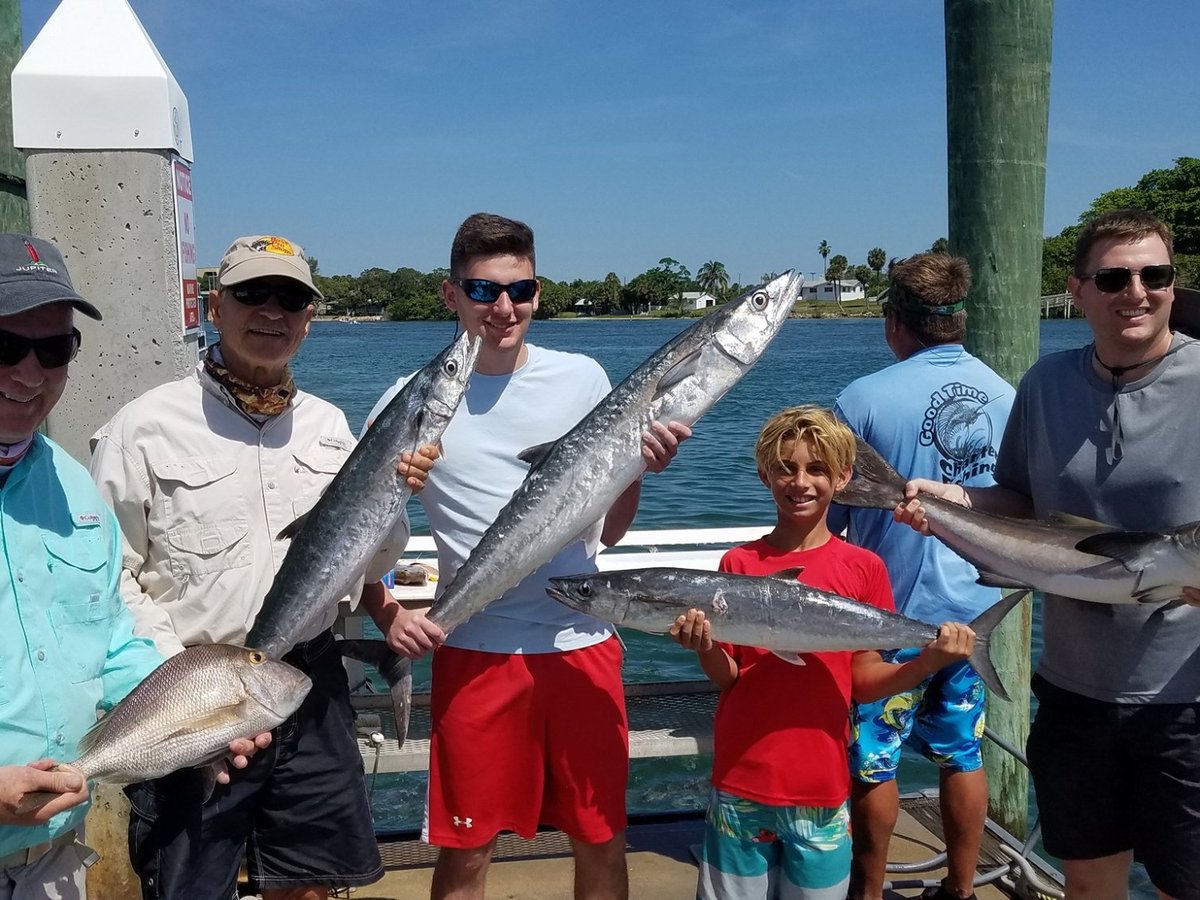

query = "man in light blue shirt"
[829,252,1013,900]
[0,233,164,899]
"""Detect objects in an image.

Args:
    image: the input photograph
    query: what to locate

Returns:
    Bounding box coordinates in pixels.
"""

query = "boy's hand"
[385,606,446,659]
[398,445,440,492]
[218,731,273,784]
[919,622,975,670]
[669,609,713,652]
[642,421,692,474]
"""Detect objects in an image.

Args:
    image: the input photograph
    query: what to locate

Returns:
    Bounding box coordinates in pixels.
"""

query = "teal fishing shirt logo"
[920,382,997,483]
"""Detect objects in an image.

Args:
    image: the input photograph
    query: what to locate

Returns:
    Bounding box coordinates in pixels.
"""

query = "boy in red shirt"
[670,406,975,900]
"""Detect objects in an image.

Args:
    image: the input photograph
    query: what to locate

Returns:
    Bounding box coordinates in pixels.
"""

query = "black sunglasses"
[1079,264,1176,294]
[229,284,314,313]
[453,278,538,304]
[0,327,82,369]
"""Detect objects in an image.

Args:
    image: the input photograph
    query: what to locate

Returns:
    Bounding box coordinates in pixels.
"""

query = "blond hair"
[755,406,856,479]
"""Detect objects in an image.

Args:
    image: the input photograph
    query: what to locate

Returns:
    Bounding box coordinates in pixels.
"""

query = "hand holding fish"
[398,444,440,492]
[641,421,692,474]
[380,604,446,660]
[669,608,714,652]
[0,762,87,825]
[916,622,977,674]
[893,479,969,535]
[1184,586,1200,607]
[217,731,273,783]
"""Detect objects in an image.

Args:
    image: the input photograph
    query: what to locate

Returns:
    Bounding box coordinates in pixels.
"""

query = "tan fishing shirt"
[90,363,408,657]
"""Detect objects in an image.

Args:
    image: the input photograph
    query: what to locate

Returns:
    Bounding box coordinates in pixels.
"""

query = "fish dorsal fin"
[277,510,310,542]
[1048,510,1113,529]
[517,441,556,467]
[769,566,805,582]
[653,349,703,399]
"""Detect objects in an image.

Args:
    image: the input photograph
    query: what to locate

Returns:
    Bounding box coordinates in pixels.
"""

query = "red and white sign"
[172,156,199,331]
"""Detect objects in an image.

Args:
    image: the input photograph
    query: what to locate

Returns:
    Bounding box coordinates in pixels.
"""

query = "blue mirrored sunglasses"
[454,278,538,304]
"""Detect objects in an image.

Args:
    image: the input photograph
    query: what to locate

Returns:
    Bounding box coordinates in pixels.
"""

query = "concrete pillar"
[27,149,200,462]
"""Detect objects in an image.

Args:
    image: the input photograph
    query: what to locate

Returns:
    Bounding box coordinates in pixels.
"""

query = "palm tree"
[696,261,730,305]
[867,247,886,279]
[818,240,831,279]
[826,254,849,311]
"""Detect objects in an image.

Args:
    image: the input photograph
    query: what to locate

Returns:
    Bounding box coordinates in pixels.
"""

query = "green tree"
[852,264,874,296]
[602,272,622,315]
[657,257,692,314]
[818,240,831,278]
[867,247,886,278]
[696,260,730,302]
[930,237,950,254]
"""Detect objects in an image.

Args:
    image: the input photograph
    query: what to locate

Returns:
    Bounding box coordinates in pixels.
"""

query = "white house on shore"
[681,291,720,310]
[802,279,866,302]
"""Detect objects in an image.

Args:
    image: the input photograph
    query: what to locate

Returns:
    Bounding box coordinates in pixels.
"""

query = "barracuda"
[546,567,1024,700]
[426,272,803,634]
[835,437,1200,605]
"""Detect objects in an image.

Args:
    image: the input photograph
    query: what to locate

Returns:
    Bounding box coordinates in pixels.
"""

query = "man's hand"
[0,762,88,825]
[918,622,976,672]
[893,478,969,535]
[216,732,273,785]
[1183,586,1200,607]
[398,444,440,492]
[668,609,713,653]
[383,606,446,659]
[641,421,692,474]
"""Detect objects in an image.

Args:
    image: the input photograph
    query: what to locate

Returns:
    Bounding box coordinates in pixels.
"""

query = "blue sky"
[19,1,1200,285]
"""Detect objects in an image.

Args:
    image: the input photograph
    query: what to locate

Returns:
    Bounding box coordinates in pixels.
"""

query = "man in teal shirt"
[0,233,164,898]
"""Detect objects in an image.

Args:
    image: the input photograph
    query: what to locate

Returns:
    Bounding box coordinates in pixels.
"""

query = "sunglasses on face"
[453,278,538,304]
[229,284,314,313]
[0,327,82,369]
[1079,264,1176,294]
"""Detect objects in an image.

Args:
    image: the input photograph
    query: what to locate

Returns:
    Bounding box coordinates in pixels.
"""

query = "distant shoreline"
[315,310,886,323]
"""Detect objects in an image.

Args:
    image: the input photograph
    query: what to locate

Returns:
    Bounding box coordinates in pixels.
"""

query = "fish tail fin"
[834,437,908,510]
[965,590,1030,702]
[337,639,413,749]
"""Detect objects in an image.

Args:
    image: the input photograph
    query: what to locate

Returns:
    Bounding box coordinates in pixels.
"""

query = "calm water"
[292,317,1093,861]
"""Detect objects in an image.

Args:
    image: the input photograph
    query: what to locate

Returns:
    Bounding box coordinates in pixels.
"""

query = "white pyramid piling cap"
[12,0,193,160]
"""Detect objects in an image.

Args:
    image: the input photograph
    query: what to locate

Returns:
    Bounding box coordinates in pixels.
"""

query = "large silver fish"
[835,437,1200,605]
[546,567,1024,700]
[248,332,480,658]
[19,644,310,809]
[427,272,803,634]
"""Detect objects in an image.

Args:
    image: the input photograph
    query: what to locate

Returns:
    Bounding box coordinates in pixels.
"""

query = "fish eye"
[751,291,769,310]
[248,650,265,665]
[444,360,459,375]
[578,582,591,597]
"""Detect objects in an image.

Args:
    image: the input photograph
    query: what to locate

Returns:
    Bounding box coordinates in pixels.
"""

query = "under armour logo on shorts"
[452,816,473,829]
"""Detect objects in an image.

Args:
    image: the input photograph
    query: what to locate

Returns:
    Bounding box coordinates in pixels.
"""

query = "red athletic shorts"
[423,637,628,848]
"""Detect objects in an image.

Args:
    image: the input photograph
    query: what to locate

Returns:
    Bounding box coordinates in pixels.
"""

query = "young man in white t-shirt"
[365,212,689,900]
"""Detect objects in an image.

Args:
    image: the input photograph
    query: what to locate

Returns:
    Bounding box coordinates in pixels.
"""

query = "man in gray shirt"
[897,210,1200,899]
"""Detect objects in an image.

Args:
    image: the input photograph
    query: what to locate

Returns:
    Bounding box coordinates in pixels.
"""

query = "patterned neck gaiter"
[203,346,297,417]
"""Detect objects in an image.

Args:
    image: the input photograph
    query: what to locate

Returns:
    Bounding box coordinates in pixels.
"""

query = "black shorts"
[1027,675,1200,897]
[125,632,382,898]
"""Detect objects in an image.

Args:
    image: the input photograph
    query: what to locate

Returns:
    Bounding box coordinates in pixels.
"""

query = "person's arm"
[668,609,738,691]
[0,763,88,825]
[360,580,445,659]
[601,421,693,546]
[893,480,1033,535]
[850,622,975,703]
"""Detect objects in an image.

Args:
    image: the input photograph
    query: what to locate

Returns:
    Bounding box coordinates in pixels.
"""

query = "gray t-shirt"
[995,332,1200,704]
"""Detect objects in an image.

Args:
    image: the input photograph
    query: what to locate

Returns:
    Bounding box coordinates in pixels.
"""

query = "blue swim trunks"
[697,789,850,900]
[850,651,986,783]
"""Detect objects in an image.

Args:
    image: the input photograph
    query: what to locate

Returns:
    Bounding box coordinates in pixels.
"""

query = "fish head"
[234,648,313,721]
[700,271,800,367]
[546,574,632,623]
[424,331,482,421]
